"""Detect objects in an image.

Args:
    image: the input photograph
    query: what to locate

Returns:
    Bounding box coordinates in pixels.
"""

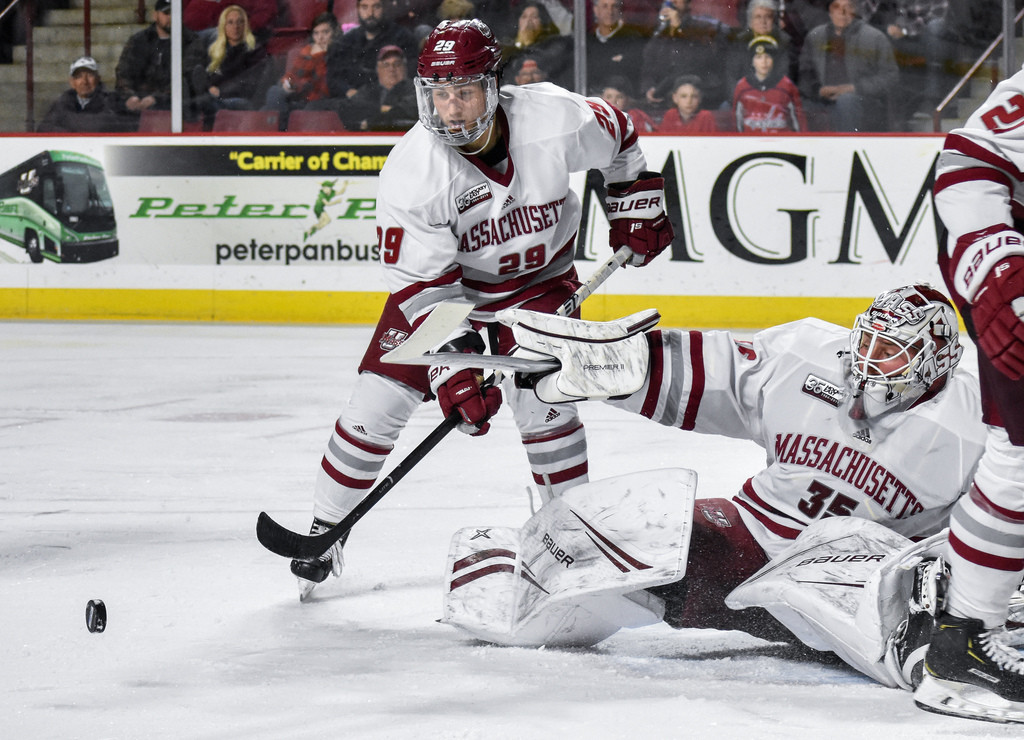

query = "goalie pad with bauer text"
[441,469,696,647]
[725,516,945,688]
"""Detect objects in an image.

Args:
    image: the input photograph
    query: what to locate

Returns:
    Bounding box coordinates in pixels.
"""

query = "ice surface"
[3,320,1017,739]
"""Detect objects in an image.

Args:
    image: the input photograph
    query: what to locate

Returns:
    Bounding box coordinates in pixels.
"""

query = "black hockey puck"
[86,599,106,633]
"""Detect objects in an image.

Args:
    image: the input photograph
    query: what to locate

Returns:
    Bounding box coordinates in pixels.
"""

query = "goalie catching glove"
[951,226,1024,379]
[429,332,502,435]
[497,308,660,403]
[606,171,674,267]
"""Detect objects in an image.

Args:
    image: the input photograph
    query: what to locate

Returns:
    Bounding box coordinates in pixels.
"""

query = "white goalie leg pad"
[441,468,696,647]
[725,517,946,688]
[495,307,660,404]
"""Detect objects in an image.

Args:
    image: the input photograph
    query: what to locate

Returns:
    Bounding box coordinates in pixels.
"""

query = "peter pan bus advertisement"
[0,135,947,303]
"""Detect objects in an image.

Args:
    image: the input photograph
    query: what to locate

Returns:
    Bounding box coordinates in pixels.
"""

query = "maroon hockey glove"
[606,172,674,267]
[972,255,1024,380]
[433,368,502,436]
[429,333,502,436]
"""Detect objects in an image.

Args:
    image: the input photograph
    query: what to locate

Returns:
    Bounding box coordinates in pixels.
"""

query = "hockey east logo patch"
[801,374,844,408]
[455,183,492,214]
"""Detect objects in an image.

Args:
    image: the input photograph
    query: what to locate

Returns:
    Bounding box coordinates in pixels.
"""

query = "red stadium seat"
[137,109,203,133]
[211,110,280,132]
[286,110,347,132]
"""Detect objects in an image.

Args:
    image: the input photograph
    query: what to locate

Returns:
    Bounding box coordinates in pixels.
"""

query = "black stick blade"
[256,511,340,560]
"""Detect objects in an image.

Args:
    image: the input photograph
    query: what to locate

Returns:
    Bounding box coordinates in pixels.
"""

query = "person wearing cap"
[512,57,547,85]
[116,0,197,113]
[332,43,417,131]
[323,0,417,101]
[732,35,807,133]
[38,56,134,133]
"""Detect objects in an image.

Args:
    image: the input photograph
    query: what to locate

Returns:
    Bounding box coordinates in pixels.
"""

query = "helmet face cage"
[414,74,499,147]
[847,284,962,411]
[416,19,502,147]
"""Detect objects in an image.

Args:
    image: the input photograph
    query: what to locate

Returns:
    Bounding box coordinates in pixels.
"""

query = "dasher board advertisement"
[0,134,946,325]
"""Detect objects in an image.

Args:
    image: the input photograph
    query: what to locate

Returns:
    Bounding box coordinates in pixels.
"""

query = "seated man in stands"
[116,0,197,115]
[798,0,898,131]
[335,44,417,131]
[38,56,134,133]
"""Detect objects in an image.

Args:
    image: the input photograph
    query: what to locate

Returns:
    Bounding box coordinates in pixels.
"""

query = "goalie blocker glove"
[497,307,661,403]
[428,332,502,436]
[606,171,674,267]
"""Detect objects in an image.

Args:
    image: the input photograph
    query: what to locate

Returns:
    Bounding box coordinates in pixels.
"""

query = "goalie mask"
[843,284,962,421]
[415,19,501,147]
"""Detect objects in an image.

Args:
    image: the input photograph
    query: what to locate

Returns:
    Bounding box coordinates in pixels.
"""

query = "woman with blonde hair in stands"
[189,4,270,128]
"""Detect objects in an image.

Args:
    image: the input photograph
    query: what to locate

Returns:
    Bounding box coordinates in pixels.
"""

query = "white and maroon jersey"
[934,66,1024,303]
[375,82,646,327]
[614,319,986,558]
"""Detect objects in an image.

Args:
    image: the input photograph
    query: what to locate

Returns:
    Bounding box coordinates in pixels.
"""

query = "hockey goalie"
[439,284,1017,692]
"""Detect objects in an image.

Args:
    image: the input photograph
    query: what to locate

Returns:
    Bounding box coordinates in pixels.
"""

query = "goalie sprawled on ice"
[440,284,1002,691]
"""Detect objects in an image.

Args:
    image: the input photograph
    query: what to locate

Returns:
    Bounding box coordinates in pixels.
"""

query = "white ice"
[3,320,1018,739]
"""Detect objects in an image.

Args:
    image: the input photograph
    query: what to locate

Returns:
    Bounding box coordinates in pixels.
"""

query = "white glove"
[497,308,660,403]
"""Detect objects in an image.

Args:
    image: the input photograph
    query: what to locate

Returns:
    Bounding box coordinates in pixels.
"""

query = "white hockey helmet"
[846,284,962,418]
[415,19,502,147]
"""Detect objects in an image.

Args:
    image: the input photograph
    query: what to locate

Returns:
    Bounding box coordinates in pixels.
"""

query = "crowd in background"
[16,0,1015,133]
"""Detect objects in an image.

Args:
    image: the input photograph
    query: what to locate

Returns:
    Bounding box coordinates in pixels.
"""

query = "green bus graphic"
[0,150,118,263]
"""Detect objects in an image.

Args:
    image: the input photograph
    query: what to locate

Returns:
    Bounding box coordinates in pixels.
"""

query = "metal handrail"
[932,7,1024,132]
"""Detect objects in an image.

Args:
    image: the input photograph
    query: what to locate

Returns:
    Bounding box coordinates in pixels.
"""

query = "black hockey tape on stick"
[255,246,633,560]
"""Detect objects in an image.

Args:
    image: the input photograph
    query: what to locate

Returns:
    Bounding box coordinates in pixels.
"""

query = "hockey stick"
[255,245,633,560]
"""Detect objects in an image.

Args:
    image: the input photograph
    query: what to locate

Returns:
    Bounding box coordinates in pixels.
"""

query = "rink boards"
[0,132,947,328]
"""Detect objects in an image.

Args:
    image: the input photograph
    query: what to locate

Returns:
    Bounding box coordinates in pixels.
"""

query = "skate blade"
[297,577,318,602]
[915,674,1024,724]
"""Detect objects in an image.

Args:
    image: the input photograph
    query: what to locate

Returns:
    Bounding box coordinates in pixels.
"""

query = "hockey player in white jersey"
[914,66,1024,723]
[440,284,989,690]
[289,19,673,599]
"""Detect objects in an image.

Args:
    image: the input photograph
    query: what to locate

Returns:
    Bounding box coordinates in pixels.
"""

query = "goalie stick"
[255,246,633,561]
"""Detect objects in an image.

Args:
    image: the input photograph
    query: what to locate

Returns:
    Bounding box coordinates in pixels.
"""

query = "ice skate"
[290,518,347,602]
[885,557,948,689]
[914,614,1024,724]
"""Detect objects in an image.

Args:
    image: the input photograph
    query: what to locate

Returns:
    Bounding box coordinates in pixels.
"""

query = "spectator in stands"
[381,0,441,32]
[501,2,573,89]
[798,0,898,131]
[116,0,197,114]
[598,74,657,133]
[183,0,277,41]
[337,44,417,131]
[587,0,648,95]
[263,13,337,131]
[781,0,830,60]
[725,0,795,91]
[656,74,719,132]
[863,0,946,123]
[324,0,417,101]
[733,35,807,132]
[641,0,728,110]
[925,0,1002,105]
[512,57,548,84]
[414,0,478,45]
[38,56,134,133]
[189,4,271,129]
